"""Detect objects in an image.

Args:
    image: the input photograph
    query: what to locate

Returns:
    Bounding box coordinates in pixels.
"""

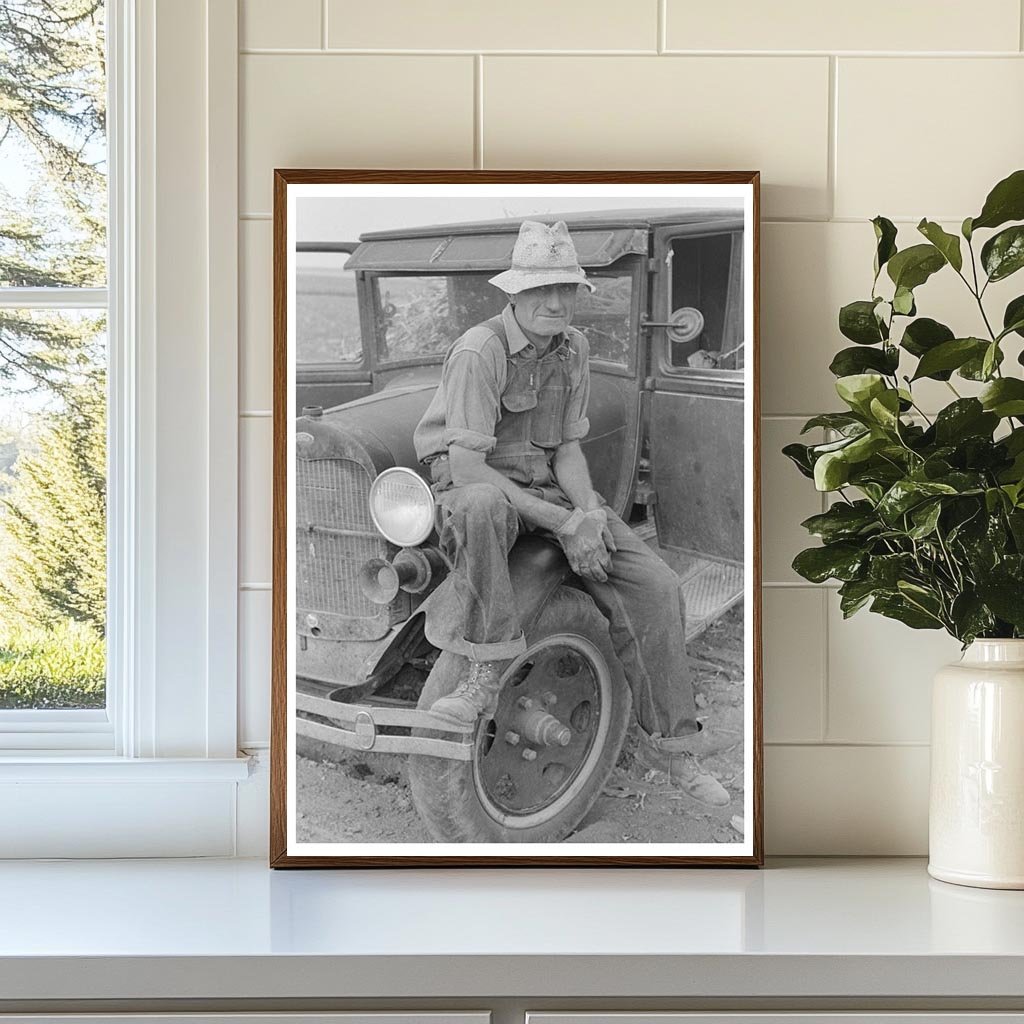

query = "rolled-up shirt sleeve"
[441,349,501,453]
[562,334,591,442]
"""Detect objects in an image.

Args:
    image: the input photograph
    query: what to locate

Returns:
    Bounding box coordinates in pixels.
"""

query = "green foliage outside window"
[0,1,107,708]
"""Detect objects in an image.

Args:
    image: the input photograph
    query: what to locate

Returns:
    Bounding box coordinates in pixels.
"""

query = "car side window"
[572,271,633,367]
[296,250,363,365]
[665,231,744,374]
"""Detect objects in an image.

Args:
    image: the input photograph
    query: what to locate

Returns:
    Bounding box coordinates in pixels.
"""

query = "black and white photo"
[271,172,762,866]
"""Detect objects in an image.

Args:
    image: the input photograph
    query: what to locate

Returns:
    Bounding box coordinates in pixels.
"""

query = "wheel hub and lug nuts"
[521,748,538,762]
[504,730,520,746]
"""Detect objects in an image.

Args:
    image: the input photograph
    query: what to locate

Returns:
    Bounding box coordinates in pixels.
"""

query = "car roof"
[358,206,743,241]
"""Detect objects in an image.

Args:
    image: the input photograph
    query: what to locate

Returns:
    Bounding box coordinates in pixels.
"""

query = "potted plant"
[784,169,1024,889]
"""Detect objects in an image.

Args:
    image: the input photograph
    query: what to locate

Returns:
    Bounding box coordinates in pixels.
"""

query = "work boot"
[428,659,504,729]
[635,729,731,807]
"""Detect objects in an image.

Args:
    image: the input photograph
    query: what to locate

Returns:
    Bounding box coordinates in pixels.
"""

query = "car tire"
[408,585,631,843]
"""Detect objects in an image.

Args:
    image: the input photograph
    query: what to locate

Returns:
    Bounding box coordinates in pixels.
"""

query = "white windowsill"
[0,754,252,781]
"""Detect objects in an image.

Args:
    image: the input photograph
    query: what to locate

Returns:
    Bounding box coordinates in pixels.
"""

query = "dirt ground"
[295,603,747,845]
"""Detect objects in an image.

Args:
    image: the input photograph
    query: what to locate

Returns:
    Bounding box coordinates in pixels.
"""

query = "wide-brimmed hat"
[488,220,595,294]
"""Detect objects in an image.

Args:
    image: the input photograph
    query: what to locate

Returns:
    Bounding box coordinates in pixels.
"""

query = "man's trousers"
[424,481,701,744]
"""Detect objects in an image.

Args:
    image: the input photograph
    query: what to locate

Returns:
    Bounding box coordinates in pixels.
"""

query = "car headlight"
[368,467,435,547]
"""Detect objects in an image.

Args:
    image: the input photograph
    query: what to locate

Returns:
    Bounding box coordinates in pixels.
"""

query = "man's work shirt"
[414,303,591,501]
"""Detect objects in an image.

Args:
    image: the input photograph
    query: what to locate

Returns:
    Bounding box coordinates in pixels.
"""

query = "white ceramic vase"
[929,639,1024,889]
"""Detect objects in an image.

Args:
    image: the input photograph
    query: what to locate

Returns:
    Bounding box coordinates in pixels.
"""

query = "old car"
[293,208,747,843]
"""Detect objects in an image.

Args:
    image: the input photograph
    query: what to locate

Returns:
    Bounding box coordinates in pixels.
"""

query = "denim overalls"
[431,313,575,510]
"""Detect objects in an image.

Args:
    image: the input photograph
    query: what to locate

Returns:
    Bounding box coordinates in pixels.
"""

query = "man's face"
[511,283,579,338]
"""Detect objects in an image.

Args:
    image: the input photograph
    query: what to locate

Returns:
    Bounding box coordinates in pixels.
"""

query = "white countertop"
[1,857,1023,1002]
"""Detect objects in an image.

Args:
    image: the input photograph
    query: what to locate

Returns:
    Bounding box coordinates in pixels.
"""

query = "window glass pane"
[669,233,744,373]
[373,274,504,364]
[0,309,106,710]
[0,1,107,289]
[296,251,362,365]
[574,272,632,366]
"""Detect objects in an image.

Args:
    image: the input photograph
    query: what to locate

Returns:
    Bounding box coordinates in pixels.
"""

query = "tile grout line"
[321,0,328,50]
[820,587,831,743]
[237,47,1024,57]
[827,55,838,221]
[657,0,666,54]
[766,740,931,748]
[474,54,484,169]
[1020,0,1024,51]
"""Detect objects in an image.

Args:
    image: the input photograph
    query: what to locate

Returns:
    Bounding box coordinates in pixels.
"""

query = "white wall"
[235,0,1024,854]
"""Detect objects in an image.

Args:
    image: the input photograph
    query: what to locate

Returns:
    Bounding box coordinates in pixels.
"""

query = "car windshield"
[372,269,635,367]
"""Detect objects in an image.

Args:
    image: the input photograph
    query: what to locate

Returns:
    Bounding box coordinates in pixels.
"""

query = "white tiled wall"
[236,0,1024,854]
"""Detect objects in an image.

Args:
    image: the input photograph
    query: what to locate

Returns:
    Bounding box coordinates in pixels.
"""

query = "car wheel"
[408,586,631,843]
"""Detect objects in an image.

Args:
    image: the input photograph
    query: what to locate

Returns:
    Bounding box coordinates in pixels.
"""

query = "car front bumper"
[295,690,474,761]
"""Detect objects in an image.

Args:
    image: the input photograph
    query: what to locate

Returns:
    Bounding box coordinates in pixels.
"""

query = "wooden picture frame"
[271,170,762,867]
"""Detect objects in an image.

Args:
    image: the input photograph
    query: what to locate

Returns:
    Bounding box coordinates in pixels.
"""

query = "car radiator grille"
[296,457,388,635]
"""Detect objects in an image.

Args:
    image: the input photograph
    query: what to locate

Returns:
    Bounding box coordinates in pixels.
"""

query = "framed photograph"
[270,170,762,867]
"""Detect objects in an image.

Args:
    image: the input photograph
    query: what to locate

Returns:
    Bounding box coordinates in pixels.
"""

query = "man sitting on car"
[412,220,729,807]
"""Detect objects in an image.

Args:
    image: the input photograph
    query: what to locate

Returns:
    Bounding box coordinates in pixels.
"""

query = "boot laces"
[453,660,496,699]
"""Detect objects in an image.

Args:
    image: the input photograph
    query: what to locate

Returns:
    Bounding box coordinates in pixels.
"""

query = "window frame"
[0,0,245,798]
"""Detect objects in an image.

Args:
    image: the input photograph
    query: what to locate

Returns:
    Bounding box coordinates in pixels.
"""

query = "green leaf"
[835,373,887,413]
[1006,428,1024,457]
[868,553,915,587]
[792,543,866,584]
[839,300,886,345]
[900,317,954,359]
[934,399,999,445]
[933,470,987,494]
[877,479,958,524]
[971,168,1024,232]
[912,338,988,381]
[800,501,879,543]
[847,432,888,462]
[1003,295,1024,340]
[800,412,865,435]
[809,433,865,456]
[871,594,943,630]
[975,579,1024,629]
[962,216,974,241]
[856,481,885,504]
[908,500,942,540]
[960,345,1004,381]
[950,593,996,644]
[872,215,898,277]
[892,286,916,316]
[782,442,815,479]
[814,451,851,491]
[981,225,1024,282]
[868,389,902,431]
[985,487,1009,514]
[917,219,963,272]
[982,341,1001,381]
[838,579,880,618]
[887,244,946,291]
[979,378,1024,418]
[829,345,899,378]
